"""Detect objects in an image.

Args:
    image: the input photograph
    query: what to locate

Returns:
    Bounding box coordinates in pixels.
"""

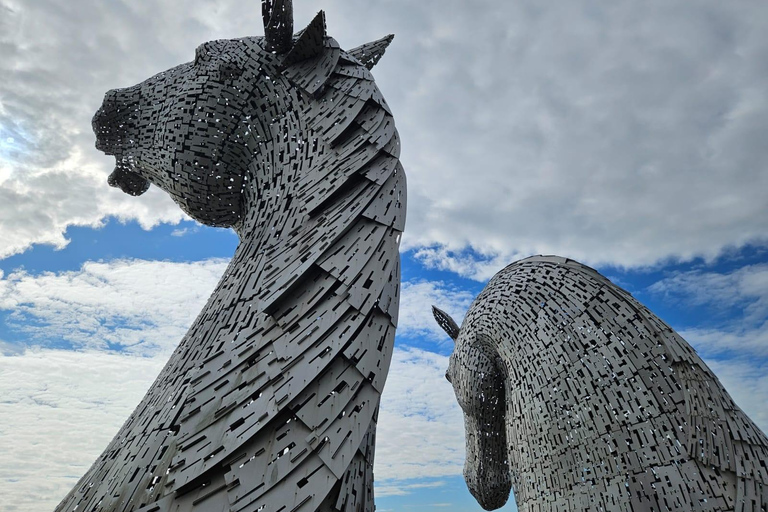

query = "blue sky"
[2,1,768,511]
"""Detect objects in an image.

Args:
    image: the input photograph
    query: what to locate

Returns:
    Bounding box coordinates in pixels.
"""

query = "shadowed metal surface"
[435,255,768,511]
[55,4,403,511]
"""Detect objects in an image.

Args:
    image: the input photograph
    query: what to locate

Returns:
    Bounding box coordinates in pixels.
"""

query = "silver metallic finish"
[434,255,768,511]
[57,5,403,512]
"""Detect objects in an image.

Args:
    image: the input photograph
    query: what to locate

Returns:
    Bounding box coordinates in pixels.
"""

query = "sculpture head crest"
[261,0,393,69]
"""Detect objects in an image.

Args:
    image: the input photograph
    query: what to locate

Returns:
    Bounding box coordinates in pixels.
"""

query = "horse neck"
[175,71,404,364]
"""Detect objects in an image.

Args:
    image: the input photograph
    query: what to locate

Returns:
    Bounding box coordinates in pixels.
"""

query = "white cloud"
[0,258,227,356]
[396,0,768,274]
[0,0,238,258]
[642,264,768,430]
[0,258,766,510]
[703,357,768,433]
[376,347,466,484]
[3,0,768,268]
[4,344,762,511]
[0,146,188,258]
[706,357,768,433]
[0,349,165,512]
[2,346,765,511]
[681,327,768,359]
[375,480,448,498]
[0,0,410,259]
[0,338,24,356]
[0,0,190,258]
[411,247,524,283]
[170,226,199,237]
[0,258,472,354]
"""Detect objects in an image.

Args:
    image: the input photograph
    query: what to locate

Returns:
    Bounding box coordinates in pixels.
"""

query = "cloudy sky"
[1,0,768,511]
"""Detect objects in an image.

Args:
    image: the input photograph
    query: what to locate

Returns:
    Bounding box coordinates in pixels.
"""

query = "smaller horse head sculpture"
[432,304,511,510]
[434,255,768,512]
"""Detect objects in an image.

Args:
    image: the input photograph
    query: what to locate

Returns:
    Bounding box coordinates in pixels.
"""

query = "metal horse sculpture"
[57,3,405,511]
[433,255,768,511]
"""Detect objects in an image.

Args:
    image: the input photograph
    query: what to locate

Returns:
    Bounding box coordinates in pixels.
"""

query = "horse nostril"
[108,166,150,196]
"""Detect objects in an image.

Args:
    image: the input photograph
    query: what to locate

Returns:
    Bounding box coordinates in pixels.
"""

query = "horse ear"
[432,305,460,341]
[348,34,394,70]
[262,0,294,53]
[283,10,327,66]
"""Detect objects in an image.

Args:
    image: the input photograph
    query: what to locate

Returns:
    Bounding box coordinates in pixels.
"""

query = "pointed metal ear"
[262,0,294,53]
[283,10,327,66]
[348,34,394,70]
[432,305,460,341]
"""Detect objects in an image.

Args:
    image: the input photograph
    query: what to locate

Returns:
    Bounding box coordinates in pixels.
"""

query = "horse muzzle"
[465,463,511,510]
[93,88,150,196]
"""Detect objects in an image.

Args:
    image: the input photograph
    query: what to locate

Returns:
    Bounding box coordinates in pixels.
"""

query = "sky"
[1,0,767,511]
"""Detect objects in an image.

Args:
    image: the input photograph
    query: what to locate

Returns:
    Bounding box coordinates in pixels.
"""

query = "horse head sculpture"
[435,305,511,509]
[93,1,395,232]
[59,3,405,511]
[434,255,768,511]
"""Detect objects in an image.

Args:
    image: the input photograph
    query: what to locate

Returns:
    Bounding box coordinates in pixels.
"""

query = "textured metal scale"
[57,3,402,512]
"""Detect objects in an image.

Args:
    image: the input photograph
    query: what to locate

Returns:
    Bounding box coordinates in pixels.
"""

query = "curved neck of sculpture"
[231,95,307,245]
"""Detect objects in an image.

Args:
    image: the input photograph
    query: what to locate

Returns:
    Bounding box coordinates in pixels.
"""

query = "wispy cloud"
[0,258,227,355]
[0,259,475,354]
[411,246,524,282]
[648,264,768,322]
[642,264,768,430]
[647,264,768,358]
[170,226,199,237]
[0,255,766,510]
[376,347,465,483]
[703,357,768,431]
[0,349,165,511]
[683,327,768,360]
[376,480,448,498]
